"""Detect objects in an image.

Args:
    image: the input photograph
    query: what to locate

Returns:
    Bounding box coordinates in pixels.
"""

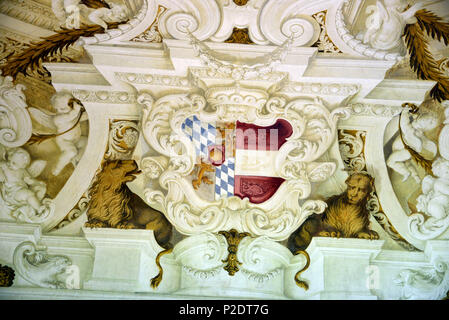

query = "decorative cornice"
[348,103,403,117]
[115,72,191,88]
[72,90,137,104]
[189,67,287,84]
[280,82,359,97]
[0,0,59,31]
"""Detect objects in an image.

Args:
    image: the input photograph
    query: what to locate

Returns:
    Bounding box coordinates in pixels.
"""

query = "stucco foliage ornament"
[13,241,72,288]
[139,89,349,241]
[395,260,449,300]
[0,73,32,148]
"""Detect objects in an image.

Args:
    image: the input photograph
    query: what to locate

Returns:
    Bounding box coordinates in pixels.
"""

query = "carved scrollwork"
[158,0,221,41]
[0,73,32,147]
[237,235,290,284]
[174,232,228,279]
[52,191,89,230]
[395,260,449,300]
[140,88,347,240]
[259,1,320,47]
[105,120,139,160]
[13,241,72,288]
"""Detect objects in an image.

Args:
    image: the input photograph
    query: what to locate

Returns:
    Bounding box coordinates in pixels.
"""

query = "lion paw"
[116,222,137,229]
[317,231,341,238]
[84,220,108,229]
[357,230,379,240]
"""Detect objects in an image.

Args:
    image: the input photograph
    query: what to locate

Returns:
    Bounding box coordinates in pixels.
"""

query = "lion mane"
[288,172,379,253]
[85,160,172,247]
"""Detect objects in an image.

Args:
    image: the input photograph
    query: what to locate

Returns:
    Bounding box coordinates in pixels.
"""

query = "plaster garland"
[188,31,295,81]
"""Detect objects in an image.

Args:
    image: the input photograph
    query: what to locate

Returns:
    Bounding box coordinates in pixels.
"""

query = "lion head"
[86,160,141,228]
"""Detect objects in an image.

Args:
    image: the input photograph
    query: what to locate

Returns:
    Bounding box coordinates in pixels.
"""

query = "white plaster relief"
[13,241,72,288]
[139,88,349,240]
[395,260,449,300]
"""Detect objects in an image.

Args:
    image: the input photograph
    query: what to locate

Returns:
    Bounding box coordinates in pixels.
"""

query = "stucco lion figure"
[288,172,379,253]
[85,160,173,288]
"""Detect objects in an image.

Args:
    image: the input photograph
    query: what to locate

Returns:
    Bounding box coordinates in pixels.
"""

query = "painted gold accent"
[131,5,167,43]
[312,10,342,53]
[294,250,310,290]
[225,28,254,45]
[192,159,214,190]
[0,264,15,287]
[233,0,249,6]
[404,9,449,102]
[219,229,250,276]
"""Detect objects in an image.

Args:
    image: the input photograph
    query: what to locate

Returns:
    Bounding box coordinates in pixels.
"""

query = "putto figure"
[362,0,423,52]
[0,147,53,221]
[28,91,88,176]
[387,105,438,183]
[288,172,379,252]
[416,157,449,227]
[51,0,129,29]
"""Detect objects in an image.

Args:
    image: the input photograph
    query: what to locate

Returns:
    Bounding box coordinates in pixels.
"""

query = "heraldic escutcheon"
[140,86,349,241]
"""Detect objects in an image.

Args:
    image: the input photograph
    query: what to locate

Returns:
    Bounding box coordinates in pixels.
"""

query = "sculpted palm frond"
[1,22,121,80]
[415,10,449,46]
[81,0,110,9]
[404,10,449,102]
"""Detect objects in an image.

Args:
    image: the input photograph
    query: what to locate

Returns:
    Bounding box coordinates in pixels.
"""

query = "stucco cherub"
[0,147,49,220]
[387,104,438,183]
[416,157,449,227]
[51,0,129,29]
[28,91,88,176]
[362,0,424,52]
